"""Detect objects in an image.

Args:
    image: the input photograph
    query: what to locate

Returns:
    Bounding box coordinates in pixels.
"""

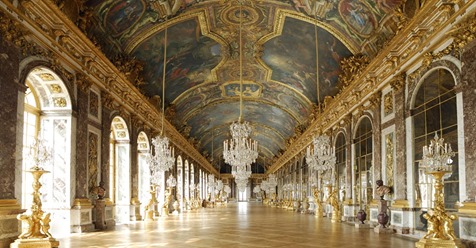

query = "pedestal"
[94,199,106,230]
[0,200,25,247]
[415,238,465,248]
[104,199,115,229]
[10,238,59,248]
[376,200,389,228]
[130,198,142,221]
[355,223,372,228]
[71,198,94,233]
[390,200,411,234]
[374,225,395,234]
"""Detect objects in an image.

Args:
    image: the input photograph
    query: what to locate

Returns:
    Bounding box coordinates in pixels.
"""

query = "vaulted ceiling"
[83,0,406,172]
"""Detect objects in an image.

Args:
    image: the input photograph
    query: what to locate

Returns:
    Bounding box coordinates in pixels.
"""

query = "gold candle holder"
[416,170,464,248]
[326,184,341,223]
[312,187,323,218]
[12,168,59,248]
[144,184,158,221]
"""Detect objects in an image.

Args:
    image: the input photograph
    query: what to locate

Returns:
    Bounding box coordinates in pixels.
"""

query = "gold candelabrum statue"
[326,184,342,223]
[312,187,323,218]
[162,187,172,216]
[416,133,464,248]
[145,184,158,220]
[13,168,59,247]
[416,171,464,247]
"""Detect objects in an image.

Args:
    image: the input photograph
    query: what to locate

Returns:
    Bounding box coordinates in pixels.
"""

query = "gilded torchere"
[144,184,159,220]
[416,134,464,248]
[11,168,60,248]
[326,184,341,223]
[313,187,323,218]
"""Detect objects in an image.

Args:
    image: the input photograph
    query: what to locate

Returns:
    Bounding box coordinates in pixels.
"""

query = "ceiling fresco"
[84,0,406,172]
[262,17,352,103]
[131,18,222,103]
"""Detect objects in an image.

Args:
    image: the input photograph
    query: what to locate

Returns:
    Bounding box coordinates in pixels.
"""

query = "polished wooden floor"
[59,202,415,247]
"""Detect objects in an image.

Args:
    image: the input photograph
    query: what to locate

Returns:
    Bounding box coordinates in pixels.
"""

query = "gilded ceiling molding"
[440,11,476,55]
[266,0,474,174]
[0,0,218,175]
[76,73,92,93]
[367,92,382,110]
[338,54,370,88]
[390,73,406,92]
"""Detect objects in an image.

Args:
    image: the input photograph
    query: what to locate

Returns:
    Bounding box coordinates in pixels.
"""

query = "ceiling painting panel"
[131,18,222,104]
[262,17,352,104]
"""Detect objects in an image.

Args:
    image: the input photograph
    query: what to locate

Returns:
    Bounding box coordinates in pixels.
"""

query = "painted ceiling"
[84,0,404,172]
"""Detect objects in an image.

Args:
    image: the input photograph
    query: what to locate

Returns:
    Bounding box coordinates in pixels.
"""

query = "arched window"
[184,160,190,210]
[137,132,150,217]
[354,117,373,212]
[110,116,131,223]
[412,68,458,211]
[21,67,73,237]
[176,156,183,209]
[335,132,346,200]
[190,164,195,199]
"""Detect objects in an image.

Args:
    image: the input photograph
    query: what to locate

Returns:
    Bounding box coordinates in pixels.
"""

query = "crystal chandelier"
[421,133,456,173]
[306,135,336,172]
[222,2,258,178]
[148,25,175,185]
[148,136,175,184]
[223,122,258,168]
[235,177,249,192]
[28,137,53,170]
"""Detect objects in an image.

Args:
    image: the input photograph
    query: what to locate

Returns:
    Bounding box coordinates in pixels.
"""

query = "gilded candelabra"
[162,187,172,216]
[12,168,60,247]
[144,184,158,220]
[312,187,323,218]
[12,138,59,247]
[326,184,341,223]
[416,133,464,248]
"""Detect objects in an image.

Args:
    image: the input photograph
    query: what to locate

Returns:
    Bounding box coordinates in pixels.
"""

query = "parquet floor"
[58,202,415,248]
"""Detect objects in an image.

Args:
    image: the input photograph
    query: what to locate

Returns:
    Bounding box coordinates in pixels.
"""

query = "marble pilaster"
[461,41,476,203]
[392,79,407,201]
[0,36,20,200]
[369,94,382,191]
[100,92,113,200]
[129,117,141,220]
[75,85,90,199]
[0,39,23,248]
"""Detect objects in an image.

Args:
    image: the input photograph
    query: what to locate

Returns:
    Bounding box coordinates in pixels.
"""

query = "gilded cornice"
[0,0,218,175]
[267,0,476,174]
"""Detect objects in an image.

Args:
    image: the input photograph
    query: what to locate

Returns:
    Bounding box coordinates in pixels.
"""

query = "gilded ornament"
[390,73,405,91]
[50,84,62,93]
[53,97,67,107]
[385,134,394,188]
[338,54,370,88]
[76,73,92,92]
[88,133,99,195]
[39,73,55,81]
[367,92,381,109]
[383,92,393,116]
[89,91,99,117]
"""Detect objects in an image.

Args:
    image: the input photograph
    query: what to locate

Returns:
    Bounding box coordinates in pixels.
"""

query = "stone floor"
[58,202,415,247]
